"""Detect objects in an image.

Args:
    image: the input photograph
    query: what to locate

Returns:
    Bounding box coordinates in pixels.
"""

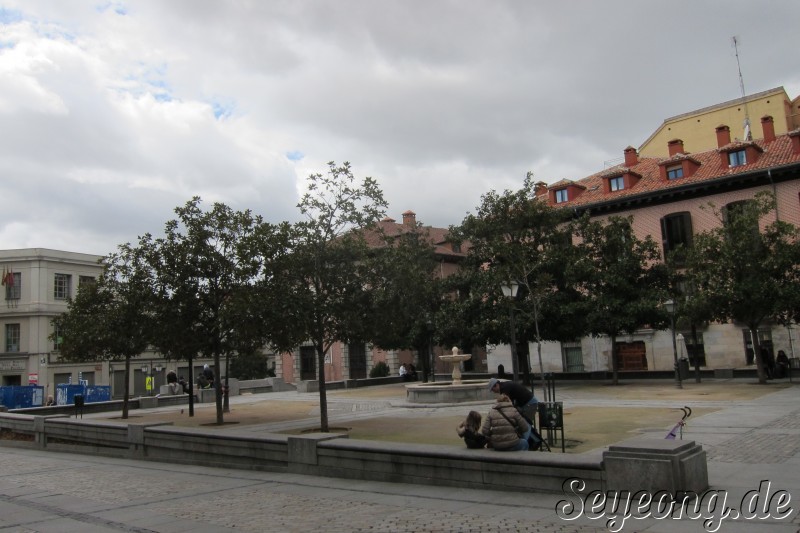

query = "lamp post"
[664,299,683,389]
[501,281,520,383]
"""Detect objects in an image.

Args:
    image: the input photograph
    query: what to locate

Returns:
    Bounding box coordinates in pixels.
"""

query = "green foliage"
[366,225,443,355]
[446,174,581,382]
[369,361,390,378]
[685,192,800,383]
[572,215,670,384]
[229,351,269,380]
[143,197,291,423]
[283,162,388,431]
[52,244,155,418]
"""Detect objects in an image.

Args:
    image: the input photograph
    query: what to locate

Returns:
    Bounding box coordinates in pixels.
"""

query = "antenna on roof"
[732,36,752,141]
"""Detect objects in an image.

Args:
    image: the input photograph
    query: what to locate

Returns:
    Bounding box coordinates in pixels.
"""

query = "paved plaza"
[1,379,799,532]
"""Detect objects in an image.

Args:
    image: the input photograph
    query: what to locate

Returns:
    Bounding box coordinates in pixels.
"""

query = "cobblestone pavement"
[1,380,799,532]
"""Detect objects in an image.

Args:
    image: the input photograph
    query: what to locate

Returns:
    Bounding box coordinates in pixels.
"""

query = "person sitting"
[178,376,190,394]
[496,364,508,380]
[202,364,215,385]
[196,373,211,389]
[399,363,409,381]
[480,394,529,451]
[407,363,418,381]
[776,350,790,379]
[45,395,55,406]
[457,410,488,449]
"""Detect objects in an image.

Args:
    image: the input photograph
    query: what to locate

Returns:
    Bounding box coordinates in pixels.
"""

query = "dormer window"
[555,189,569,203]
[728,150,746,167]
[609,176,624,191]
[666,165,684,180]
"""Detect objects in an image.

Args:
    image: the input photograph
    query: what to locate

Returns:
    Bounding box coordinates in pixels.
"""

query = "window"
[609,176,624,191]
[53,322,64,351]
[4,272,20,300]
[555,189,568,203]
[5,324,20,352]
[681,332,706,367]
[666,165,684,180]
[728,150,746,167]
[660,212,693,265]
[79,276,96,289]
[54,273,72,300]
[722,200,759,241]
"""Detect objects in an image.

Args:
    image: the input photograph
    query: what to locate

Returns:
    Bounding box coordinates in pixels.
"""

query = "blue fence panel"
[85,386,111,403]
[54,384,111,405]
[0,386,44,409]
[55,384,86,406]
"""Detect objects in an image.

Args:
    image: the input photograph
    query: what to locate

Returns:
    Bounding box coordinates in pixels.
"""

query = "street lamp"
[664,299,683,389]
[501,281,520,383]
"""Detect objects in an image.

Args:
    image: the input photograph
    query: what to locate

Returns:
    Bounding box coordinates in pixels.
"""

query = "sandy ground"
[93,379,792,454]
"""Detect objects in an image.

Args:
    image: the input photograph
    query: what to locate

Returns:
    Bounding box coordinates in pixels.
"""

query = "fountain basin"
[405,379,494,404]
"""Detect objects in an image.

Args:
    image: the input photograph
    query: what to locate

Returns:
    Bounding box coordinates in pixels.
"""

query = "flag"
[1,267,13,287]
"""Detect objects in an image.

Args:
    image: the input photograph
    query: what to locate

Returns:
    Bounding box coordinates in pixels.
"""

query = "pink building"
[541,115,800,372]
[276,211,487,384]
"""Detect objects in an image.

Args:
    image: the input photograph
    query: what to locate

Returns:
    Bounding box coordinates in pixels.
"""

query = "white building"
[0,248,215,399]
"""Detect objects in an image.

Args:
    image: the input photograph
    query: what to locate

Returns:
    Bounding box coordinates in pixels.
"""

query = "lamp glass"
[501,281,519,298]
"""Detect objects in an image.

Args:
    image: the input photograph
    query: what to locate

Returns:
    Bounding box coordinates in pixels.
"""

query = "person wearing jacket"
[480,394,530,451]
[488,377,538,425]
[457,410,488,449]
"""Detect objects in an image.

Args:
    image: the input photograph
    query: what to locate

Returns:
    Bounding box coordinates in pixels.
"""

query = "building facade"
[1,249,105,395]
[527,114,800,375]
[0,248,217,400]
[638,86,800,158]
[276,211,488,383]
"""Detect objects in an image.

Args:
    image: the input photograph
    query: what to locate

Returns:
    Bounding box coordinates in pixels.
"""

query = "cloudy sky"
[2,1,799,256]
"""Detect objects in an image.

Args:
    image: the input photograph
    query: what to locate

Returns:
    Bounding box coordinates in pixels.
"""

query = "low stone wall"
[0,412,708,496]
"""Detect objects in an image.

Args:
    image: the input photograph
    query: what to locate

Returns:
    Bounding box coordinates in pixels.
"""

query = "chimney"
[402,210,417,227]
[789,130,800,154]
[716,125,731,148]
[534,181,548,197]
[623,146,639,167]
[761,115,776,143]
[667,139,685,157]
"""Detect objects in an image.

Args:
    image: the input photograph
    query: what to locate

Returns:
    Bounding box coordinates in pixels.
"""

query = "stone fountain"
[438,346,471,384]
[405,347,494,404]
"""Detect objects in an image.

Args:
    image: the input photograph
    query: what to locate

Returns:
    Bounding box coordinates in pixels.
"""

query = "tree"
[285,162,387,432]
[575,215,670,385]
[366,224,444,382]
[450,174,577,385]
[52,244,153,418]
[685,192,800,383]
[145,198,289,423]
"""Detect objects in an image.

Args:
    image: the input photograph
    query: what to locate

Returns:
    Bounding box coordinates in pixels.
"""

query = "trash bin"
[678,358,690,380]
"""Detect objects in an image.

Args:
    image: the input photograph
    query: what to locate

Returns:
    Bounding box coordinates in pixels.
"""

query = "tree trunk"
[214,352,224,425]
[317,343,329,432]
[610,334,619,386]
[749,326,768,384]
[122,355,130,419]
[691,323,701,383]
[223,352,230,413]
[187,353,195,417]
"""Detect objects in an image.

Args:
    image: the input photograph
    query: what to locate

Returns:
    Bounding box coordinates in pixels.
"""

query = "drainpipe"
[767,169,779,221]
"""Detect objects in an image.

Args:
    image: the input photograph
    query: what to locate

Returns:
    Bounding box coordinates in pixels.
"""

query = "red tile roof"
[550,130,800,209]
[360,217,467,259]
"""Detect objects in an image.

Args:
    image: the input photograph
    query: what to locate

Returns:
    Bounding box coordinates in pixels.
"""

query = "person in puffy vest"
[480,394,529,451]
